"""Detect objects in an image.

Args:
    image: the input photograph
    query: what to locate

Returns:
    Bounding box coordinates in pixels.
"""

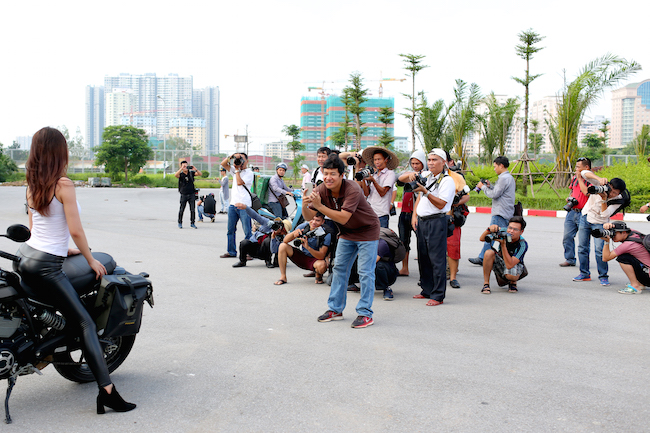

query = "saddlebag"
[94,274,152,338]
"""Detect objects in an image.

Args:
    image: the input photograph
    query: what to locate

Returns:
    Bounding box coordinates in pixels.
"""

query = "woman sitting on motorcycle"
[15,127,136,414]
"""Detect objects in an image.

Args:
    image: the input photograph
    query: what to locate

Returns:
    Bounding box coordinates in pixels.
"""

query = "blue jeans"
[562,210,581,265]
[268,201,287,219]
[478,215,509,259]
[577,215,608,278]
[219,191,229,212]
[328,238,378,317]
[227,205,252,257]
[378,215,389,228]
[197,205,215,221]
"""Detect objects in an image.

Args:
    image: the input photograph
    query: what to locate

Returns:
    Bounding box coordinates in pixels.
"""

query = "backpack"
[253,175,271,205]
[625,230,650,253]
[203,194,216,214]
[379,227,406,263]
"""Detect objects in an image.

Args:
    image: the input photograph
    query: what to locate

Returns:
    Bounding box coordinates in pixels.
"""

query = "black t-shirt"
[178,170,195,195]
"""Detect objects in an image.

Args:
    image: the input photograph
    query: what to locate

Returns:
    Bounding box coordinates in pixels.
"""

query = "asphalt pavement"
[0,186,648,432]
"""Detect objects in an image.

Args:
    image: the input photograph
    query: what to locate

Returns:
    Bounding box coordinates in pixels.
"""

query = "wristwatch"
[235,170,240,173]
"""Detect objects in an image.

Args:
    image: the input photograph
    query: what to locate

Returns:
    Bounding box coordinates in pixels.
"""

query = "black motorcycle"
[0,224,153,424]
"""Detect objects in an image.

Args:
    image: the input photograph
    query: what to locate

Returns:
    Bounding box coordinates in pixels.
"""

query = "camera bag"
[626,231,650,253]
[244,185,263,211]
[94,274,153,338]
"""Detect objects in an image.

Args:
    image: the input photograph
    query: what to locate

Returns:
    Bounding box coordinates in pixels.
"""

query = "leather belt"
[419,213,446,221]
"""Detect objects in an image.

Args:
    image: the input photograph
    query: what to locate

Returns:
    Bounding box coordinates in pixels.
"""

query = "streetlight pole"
[157,95,167,178]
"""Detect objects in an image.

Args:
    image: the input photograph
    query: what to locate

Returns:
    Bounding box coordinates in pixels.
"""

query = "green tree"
[548,54,640,187]
[512,29,545,155]
[345,72,368,150]
[8,141,29,161]
[0,143,19,182]
[400,53,428,152]
[448,79,482,170]
[337,88,354,151]
[483,93,520,156]
[599,118,611,148]
[632,124,650,162]
[416,96,450,153]
[377,106,395,148]
[529,119,544,157]
[282,124,305,178]
[95,125,153,182]
[579,133,608,161]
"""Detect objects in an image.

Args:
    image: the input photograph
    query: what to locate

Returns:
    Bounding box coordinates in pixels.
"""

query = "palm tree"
[448,79,481,170]
[416,95,450,153]
[400,54,428,152]
[484,93,521,156]
[633,124,650,162]
[529,119,544,157]
[548,54,640,187]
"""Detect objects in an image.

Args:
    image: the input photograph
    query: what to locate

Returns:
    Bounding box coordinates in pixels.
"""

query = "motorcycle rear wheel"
[53,334,136,383]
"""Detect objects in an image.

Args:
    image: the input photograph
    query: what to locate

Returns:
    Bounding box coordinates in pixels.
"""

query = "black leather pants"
[16,244,112,387]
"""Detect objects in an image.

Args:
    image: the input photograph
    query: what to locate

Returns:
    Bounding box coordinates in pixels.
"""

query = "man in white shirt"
[220,152,254,258]
[359,146,398,228]
[411,149,456,306]
[300,164,311,190]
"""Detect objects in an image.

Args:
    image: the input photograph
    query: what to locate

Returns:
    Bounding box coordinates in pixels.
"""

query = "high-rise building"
[578,115,607,147]
[193,87,220,154]
[85,85,104,150]
[168,117,207,152]
[103,73,193,137]
[300,95,394,152]
[610,79,650,149]
[14,136,33,150]
[529,96,560,154]
[105,89,137,127]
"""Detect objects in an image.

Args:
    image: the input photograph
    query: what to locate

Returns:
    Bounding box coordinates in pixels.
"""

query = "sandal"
[274,279,287,286]
[315,273,324,284]
[618,284,643,294]
[508,282,518,293]
[481,284,491,294]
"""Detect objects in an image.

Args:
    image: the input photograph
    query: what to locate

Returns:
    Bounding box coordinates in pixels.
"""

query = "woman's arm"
[57,178,106,279]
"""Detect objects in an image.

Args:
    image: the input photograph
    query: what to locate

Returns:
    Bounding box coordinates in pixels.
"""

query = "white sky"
[1,0,647,154]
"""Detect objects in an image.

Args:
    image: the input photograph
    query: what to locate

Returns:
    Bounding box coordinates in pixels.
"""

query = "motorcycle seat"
[62,252,116,295]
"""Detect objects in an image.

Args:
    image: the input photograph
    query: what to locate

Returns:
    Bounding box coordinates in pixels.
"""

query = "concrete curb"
[394,201,649,222]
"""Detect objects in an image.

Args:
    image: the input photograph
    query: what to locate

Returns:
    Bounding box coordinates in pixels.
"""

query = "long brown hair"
[26,127,69,216]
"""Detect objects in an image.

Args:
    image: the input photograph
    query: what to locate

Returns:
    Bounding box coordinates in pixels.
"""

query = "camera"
[591,221,629,238]
[647,215,650,222]
[473,179,489,193]
[233,156,244,167]
[347,155,360,166]
[194,188,199,201]
[587,184,611,195]
[453,185,471,204]
[355,167,375,181]
[270,220,283,232]
[563,197,579,212]
[485,231,512,243]
[199,195,205,201]
[187,165,194,170]
[403,173,427,193]
[292,226,326,247]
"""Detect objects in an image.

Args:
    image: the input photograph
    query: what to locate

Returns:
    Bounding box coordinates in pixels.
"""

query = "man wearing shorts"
[275,213,331,285]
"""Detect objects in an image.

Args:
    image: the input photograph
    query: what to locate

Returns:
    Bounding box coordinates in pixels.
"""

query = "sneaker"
[450,279,461,289]
[559,261,576,267]
[178,223,182,229]
[468,257,483,266]
[351,315,374,328]
[383,288,394,301]
[211,217,215,223]
[232,261,246,268]
[618,284,643,294]
[191,223,197,229]
[573,274,591,282]
[318,310,343,322]
[599,277,610,286]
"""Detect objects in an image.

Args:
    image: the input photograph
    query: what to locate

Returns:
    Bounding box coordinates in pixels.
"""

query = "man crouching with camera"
[599,221,649,294]
[275,212,331,285]
[480,216,528,294]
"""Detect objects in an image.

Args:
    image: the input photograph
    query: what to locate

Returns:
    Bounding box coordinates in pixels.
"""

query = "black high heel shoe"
[97,385,137,414]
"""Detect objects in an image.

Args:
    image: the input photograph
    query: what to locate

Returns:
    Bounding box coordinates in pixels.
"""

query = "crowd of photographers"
[178,149,648,328]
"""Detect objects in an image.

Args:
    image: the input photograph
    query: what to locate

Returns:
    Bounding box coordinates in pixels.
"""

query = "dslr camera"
[563,197,579,212]
[403,173,427,193]
[270,220,284,232]
[485,231,512,243]
[473,179,489,193]
[355,167,375,181]
[587,184,611,195]
[453,185,471,204]
[292,226,326,247]
[346,154,361,166]
[232,155,244,167]
[591,221,629,238]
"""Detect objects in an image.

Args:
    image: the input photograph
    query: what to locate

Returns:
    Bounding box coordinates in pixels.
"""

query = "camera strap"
[425,169,449,192]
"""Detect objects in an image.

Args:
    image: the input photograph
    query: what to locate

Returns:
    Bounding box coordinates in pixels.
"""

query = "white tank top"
[26,195,80,257]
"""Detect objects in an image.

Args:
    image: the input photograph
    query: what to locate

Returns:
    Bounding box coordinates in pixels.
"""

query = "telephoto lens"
[355,167,375,181]
[587,184,611,195]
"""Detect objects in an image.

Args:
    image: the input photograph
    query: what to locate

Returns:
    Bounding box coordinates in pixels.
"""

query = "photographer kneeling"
[480,216,528,294]
[197,193,217,223]
[275,213,331,285]
[599,222,650,294]
[232,203,291,268]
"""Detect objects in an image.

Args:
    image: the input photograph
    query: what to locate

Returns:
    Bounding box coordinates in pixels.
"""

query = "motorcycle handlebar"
[0,251,20,262]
